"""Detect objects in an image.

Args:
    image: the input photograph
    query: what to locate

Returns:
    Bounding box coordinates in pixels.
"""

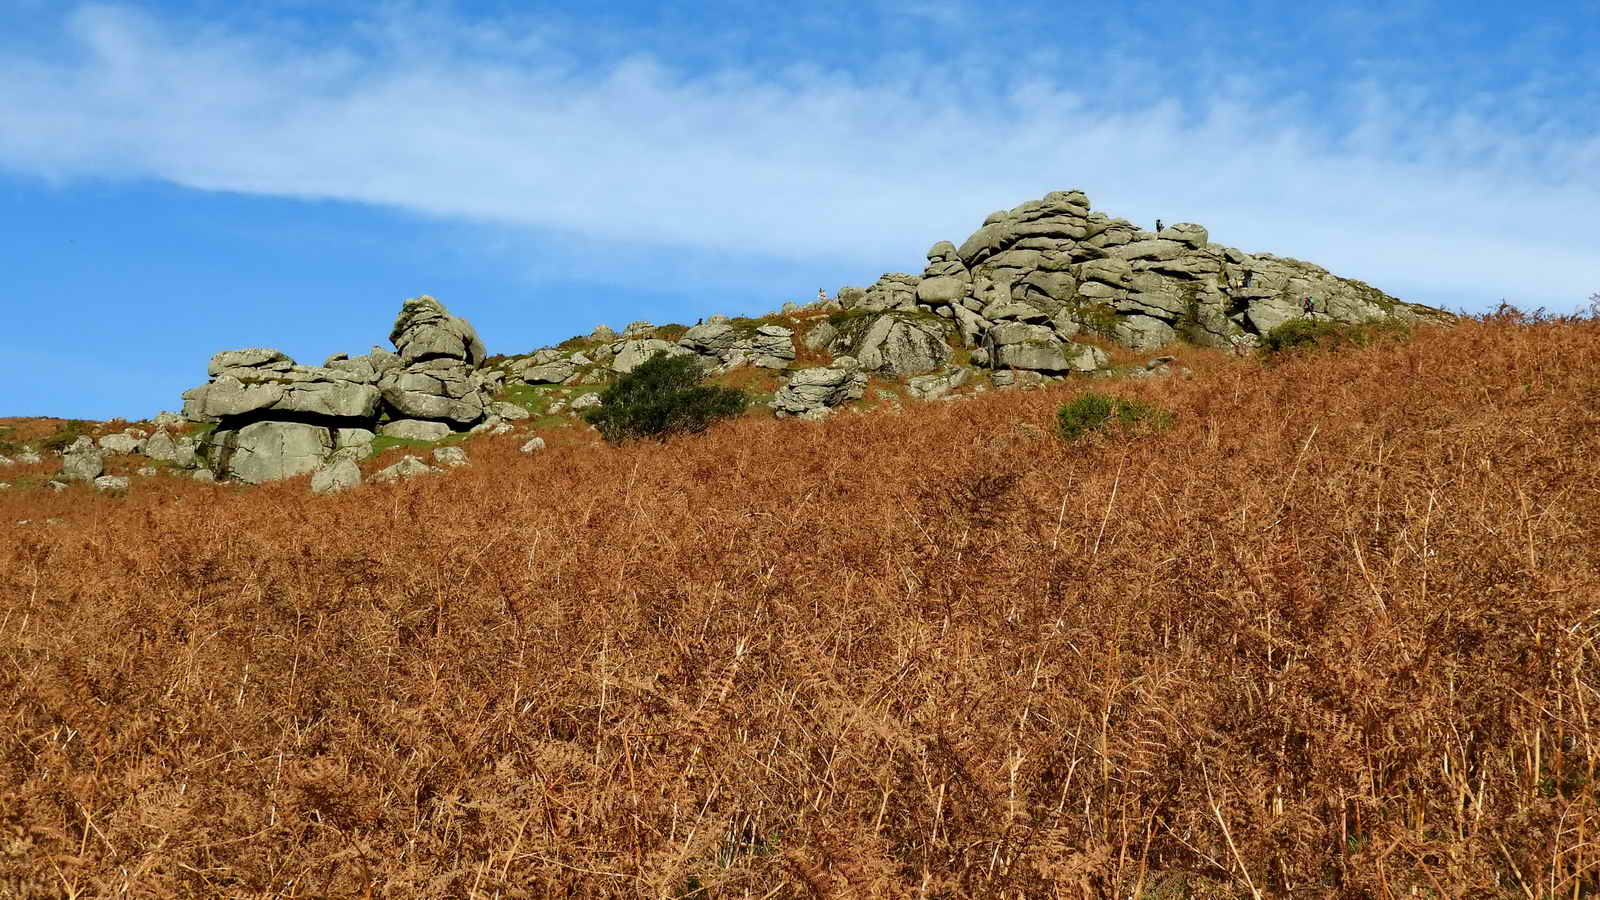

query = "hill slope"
[2,312,1597,896]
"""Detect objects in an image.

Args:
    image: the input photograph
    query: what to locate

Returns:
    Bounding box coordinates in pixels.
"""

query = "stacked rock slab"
[889,189,1439,359]
[182,347,389,484]
[180,296,491,484]
[379,296,492,432]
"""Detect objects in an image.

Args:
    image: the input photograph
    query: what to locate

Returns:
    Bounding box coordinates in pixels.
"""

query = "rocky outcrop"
[180,296,492,483]
[378,297,492,426]
[907,189,1440,354]
[771,358,869,419]
[678,319,796,370]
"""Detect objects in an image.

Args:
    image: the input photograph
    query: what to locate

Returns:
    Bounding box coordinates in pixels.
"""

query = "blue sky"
[3,1,1597,419]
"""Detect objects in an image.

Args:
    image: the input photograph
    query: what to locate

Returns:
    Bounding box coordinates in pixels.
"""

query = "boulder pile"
[178,296,493,484]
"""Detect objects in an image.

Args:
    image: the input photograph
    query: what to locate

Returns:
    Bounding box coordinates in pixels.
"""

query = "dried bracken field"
[3,312,1598,898]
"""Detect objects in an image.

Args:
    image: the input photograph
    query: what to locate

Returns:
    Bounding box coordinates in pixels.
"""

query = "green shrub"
[1261,318,1408,354]
[1056,392,1171,442]
[584,353,747,444]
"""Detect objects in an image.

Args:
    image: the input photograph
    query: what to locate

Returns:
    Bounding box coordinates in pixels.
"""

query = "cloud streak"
[2,3,1596,311]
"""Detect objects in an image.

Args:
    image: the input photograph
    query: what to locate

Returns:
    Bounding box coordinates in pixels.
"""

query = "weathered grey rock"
[334,427,375,449]
[389,295,487,365]
[521,359,578,384]
[520,437,547,453]
[680,322,794,370]
[833,312,953,376]
[989,321,1057,346]
[380,419,452,441]
[1245,296,1304,335]
[916,276,970,306]
[906,367,970,401]
[207,348,292,377]
[679,321,740,354]
[152,411,184,429]
[995,339,1109,373]
[1113,315,1178,350]
[191,468,215,483]
[0,455,12,467]
[371,455,438,483]
[749,325,795,369]
[60,442,104,482]
[612,340,690,374]
[771,360,868,416]
[992,370,1051,389]
[97,434,143,455]
[432,446,469,468]
[589,324,617,341]
[47,480,68,492]
[323,347,403,381]
[379,360,487,424]
[17,449,42,465]
[1158,223,1209,249]
[93,475,130,493]
[852,274,921,312]
[488,401,531,421]
[802,321,838,351]
[310,458,361,495]
[621,321,656,339]
[569,393,602,411]
[136,466,158,477]
[213,421,333,485]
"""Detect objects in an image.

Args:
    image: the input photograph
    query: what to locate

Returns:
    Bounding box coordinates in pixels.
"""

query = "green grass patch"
[1056,392,1172,442]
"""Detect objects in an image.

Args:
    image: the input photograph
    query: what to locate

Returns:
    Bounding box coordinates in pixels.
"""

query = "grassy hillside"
[3,310,1598,897]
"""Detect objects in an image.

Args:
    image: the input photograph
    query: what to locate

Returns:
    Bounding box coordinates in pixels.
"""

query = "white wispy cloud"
[2,3,1595,311]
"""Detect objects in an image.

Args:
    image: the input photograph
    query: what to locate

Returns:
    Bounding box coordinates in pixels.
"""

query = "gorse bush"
[1056,391,1171,441]
[584,352,747,443]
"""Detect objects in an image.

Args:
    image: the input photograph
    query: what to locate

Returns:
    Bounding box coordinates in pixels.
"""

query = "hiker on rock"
[1155,218,1163,233]
[1243,270,1253,289]
[1303,296,1316,317]
[817,288,827,304]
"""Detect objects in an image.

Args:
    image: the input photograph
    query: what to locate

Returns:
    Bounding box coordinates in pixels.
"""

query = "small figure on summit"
[1242,270,1253,289]
[1303,296,1317,317]
[818,288,828,304]
[1155,218,1164,233]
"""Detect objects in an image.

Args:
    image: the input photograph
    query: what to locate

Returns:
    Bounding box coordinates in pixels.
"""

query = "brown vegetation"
[3,311,1599,897]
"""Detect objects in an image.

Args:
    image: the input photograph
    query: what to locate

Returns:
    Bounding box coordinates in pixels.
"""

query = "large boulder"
[389,295,487,366]
[830,312,954,376]
[211,421,334,485]
[844,274,921,313]
[611,339,692,374]
[142,430,197,468]
[380,419,453,441]
[310,458,361,495]
[378,360,487,424]
[59,437,103,483]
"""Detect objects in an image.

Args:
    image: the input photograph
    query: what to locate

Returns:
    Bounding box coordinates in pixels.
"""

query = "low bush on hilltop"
[2,312,1599,895]
[1261,316,1409,354]
[584,351,747,443]
[1056,391,1172,441]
